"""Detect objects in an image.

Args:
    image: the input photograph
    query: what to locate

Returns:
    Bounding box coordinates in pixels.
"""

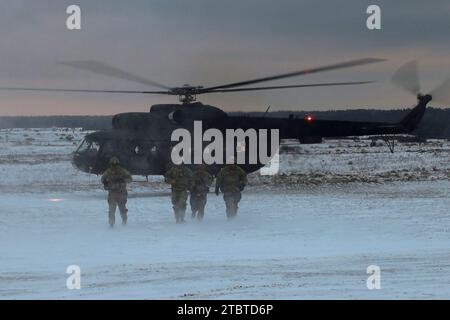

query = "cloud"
[0,0,449,115]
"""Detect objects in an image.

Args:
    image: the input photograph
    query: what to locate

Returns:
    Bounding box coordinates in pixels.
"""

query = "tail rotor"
[392,60,450,105]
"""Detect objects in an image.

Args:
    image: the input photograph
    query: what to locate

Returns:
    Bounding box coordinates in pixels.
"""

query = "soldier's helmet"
[109,156,120,166]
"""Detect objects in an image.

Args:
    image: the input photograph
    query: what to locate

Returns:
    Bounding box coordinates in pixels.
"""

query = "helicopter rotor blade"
[430,78,450,105]
[391,60,421,95]
[0,87,170,95]
[60,60,171,90]
[203,81,375,93]
[1,58,386,102]
[201,58,386,91]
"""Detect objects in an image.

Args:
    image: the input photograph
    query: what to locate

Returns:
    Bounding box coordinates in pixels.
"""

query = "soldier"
[215,164,247,219]
[190,164,213,220]
[164,164,194,223]
[101,157,132,228]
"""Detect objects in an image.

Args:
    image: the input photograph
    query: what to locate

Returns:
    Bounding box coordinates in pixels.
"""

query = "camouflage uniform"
[215,164,247,219]
[190,165,213,220]
[164,165,194,223]
[101,157,132,227]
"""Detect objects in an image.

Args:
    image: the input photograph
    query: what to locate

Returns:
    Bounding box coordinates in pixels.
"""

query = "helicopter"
[2,58,448,176]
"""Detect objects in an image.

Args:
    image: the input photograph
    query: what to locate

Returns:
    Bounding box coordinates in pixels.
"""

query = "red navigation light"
[306,115,314,122]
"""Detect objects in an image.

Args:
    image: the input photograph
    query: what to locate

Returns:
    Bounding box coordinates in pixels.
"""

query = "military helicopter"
[2,59,448,176]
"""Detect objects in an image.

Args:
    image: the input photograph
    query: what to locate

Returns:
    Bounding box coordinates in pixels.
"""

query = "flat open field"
[1,128,450,299]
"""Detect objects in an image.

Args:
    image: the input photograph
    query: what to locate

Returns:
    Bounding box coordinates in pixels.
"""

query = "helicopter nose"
[72,151,95,173]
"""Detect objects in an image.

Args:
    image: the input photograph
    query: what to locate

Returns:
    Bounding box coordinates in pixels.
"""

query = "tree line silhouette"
[0,108,449,139]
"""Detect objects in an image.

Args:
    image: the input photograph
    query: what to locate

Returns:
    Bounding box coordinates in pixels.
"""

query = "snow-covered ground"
[1,128,450,299]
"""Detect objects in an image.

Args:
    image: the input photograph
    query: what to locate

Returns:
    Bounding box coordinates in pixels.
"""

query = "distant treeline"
[0,116,112,131]
[1,107,449,138]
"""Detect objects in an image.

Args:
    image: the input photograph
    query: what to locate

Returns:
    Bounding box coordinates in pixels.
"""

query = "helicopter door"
[131,140,164,175]
[130,140,151,174]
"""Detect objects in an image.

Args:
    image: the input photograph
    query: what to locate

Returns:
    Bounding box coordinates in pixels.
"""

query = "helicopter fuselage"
[72,97,430,176]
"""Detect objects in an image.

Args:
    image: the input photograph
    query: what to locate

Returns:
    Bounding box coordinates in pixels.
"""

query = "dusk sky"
[0,0,449,115]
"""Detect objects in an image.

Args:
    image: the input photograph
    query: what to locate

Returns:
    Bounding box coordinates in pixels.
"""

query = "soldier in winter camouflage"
[101,157,132,227]
[164,164,194,223]
[215,164,247,219]
[189,164,213,220]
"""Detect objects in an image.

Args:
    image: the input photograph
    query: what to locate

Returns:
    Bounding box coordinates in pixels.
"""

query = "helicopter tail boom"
[398,94,430,133]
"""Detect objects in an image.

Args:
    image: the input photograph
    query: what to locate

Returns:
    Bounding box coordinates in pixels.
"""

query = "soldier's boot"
[226,208,232,219]
[108,212,115,228]
[179,208,186,223]
[196,196,206,221]
[226,203,238,220]
[190,199,197,219]
[173,207,180,223]
[121,213,128,226]
[225,200,233,219]
[173,207,185,223]
[227,212,236,220]
[197,208,205,221]
[233,201,239,217]
[178,202,187,223]
[108,200,116,227]
[119,207,128,226]
[175,212,185,223]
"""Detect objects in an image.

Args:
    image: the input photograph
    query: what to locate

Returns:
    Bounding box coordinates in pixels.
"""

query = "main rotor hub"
[171,85,204,104]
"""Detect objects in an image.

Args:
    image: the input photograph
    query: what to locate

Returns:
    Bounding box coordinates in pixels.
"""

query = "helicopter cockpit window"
[91,142,101,152]
[76,139,89,152]
[75,139,101,153]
